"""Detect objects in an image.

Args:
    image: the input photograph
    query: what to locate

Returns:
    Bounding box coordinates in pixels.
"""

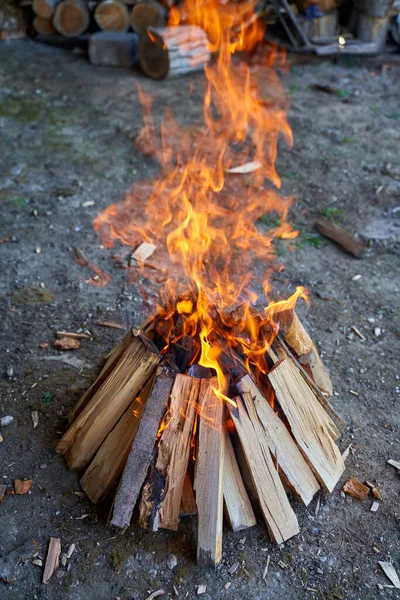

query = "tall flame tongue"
[94,0,307,399]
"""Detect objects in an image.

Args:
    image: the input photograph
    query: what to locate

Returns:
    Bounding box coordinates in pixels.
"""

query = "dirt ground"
[0,40,399,600]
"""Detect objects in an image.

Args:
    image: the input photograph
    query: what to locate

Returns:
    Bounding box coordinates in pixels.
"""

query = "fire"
[94,0,305,403]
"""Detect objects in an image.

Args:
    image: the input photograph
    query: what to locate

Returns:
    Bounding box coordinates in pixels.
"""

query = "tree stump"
[94,0,130,32]
[138,25,210,80]
[53,0,90,37]
[131,0,166,34]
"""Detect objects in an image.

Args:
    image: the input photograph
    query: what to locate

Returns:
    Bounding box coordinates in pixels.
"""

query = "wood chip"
[342,444,352,461]
[370,501,380,512]
[342,477,369,500]
[66,543,75,559]
[53,337,80,351]
[39,343,48,349]
[378,561,400,589]
[132,242,157,263]
[92,320,125,329]
[228,561,240,575]
[0,485,6,502]
[226,161,262,174]
[365,481,382,500]
[42,538,61,584]
[56,331,92,340]
[14,479,32,495]
[75,514,89,519]
[31,410,39,429]
[32,558,43,567]
[263,555,271,580]
[145,590,165,600]
[387,459,400,471]
[197,584,207,595]
[351,326,366,340]
[0,434,3,443]
[315,217,364,258]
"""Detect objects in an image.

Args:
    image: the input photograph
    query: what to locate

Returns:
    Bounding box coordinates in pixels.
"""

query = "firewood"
[138,26,210,80]
[277,309,333,397]
[42,537,61,584]
[110,365,177,529]
[268,359,344,493]
[139,374,200,531]
[32,0,59,17]
[195,379,225,566]
[94,0,130,32]
[228,394,300,544]
[223,431,256,532]
[68,329,135,424]
[237,374,320,505]
[131,0,166,33]
[179,472,197,517]
[33,16,57,34]
[53,0,90,37]
[342,477,369,500]
[57,333,161,469]
[80,373,156,504]
[315,217,364,258]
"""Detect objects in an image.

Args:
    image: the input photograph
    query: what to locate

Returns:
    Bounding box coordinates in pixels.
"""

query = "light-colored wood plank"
[80,373,156,504]
[228,395,299,544]
[223,431,256,532]
[268,359,345,492]
[42,537,61,584]
[57,333,161,470]
[179,472,197,517]
[194,379,225,566]
[237,374,320,505]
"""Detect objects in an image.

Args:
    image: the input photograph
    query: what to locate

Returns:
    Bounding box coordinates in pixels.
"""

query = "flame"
[94,0,307,406]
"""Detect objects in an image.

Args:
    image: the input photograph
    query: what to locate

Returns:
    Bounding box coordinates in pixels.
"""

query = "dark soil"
[0,40,399,600]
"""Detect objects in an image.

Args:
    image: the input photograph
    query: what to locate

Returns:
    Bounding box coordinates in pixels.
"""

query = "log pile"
[57,301,346,566]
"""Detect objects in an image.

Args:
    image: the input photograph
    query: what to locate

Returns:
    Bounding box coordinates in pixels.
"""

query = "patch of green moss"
[0,94,42,123]
[11,287,54,305]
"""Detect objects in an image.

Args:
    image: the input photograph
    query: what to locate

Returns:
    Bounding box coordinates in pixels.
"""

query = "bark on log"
[131,0,166,34]
[32,0,59,18]
[33,16,57,34]
[138,25,210,80]
[315,217,364,258]
[110,365,177,529]
[53,0,90,37]
[94,0,130,32]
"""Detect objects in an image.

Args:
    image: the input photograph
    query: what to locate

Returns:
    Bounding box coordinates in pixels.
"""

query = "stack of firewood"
[57,301,346,565]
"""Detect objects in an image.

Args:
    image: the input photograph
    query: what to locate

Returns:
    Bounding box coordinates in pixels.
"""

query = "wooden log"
[94,0,129,32]
[80,373,156,503]
[237,374,320,505]
[32,0,59,18]
[223,431,256,532]
[228,395,299,544]
[276,309,333,397]
[110,365,176,529]
[57,333,161,469]
[131,0,166,34]
[315,217,364,258]
[356,12,389,47]
[53,0,90,37]
[179,472,197,517]
[268,359,345,493]
[138,25,210,80]
[139,374,200,531]
[195,379,225,566]
[33,16,57,34]
[68,329,135,424]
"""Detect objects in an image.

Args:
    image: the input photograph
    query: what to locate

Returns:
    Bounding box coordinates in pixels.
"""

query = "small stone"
[6,365,13,378]
[40,464,47,469]
[197,584,207,595]
[367,317,375,323]
[35,247,41,254]
[39,282,45,289]
[1,416,13,427]
[352,274,362,281]
[224,582,231,589]
[166,554,177,570]
[374,327,381,337]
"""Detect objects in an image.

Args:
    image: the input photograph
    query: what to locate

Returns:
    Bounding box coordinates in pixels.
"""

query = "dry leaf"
[14,479,32,494]
[378,561,400,589]
[53,337,80,351]
[226,161,262,174]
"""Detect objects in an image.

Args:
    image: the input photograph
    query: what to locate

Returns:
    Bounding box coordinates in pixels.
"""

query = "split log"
[57,332,161,469]
[275,309,333,397]
[32,0,59,18]
[228,394,300,544]
[53,0,90,37]
[315,217,364,258]
[94,0,130,32]
[223,431,256,532]
[42,538,61,584]
[68,329,136,424]
[131,0,166,34]
[110,365,176,529]
[237,374,320,505]
[139,374,200,531]
[80,373,156,503]
[138,25,211,80]
[33,16,57,34]
[179,472,197,517]
[268,359,345,492]
[195,379,225,566]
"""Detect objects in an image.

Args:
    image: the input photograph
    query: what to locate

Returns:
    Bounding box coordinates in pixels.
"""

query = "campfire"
[57,0,345,566]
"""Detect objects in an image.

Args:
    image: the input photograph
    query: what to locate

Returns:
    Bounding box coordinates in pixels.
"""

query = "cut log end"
[53,0,90,37]
[94,0,130,33]
[131,1,166,34]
